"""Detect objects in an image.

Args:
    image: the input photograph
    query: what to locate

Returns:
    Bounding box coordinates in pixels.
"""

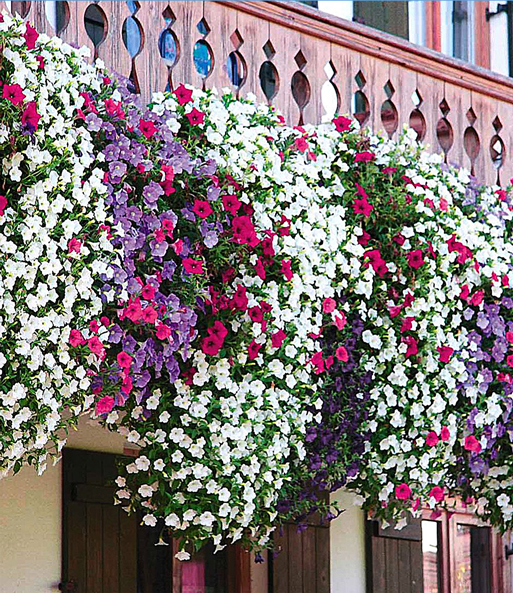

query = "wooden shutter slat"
[303,526,317,593]
[119,511,138,593]
[273,527,289,593]
[288,526,304,592]
[86,503,103,591]
[315,525,330,593]
[103,504,120,592]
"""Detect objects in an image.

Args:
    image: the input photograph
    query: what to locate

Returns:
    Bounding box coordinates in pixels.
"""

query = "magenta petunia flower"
[333,115,351,132]
[173,84,193,105]
[406,249,425,270]
[395,483,412,500]
[23,22,39,50]
[353,196,373,217]
[183,258,204,274]
[192,199,213,219]
[186,108,205,126]
[2,83,25,105]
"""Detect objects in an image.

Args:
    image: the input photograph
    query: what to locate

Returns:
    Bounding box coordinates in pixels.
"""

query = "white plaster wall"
[330,490,367,593]
[489,1,510,75]
[0,416,127,593]
[318,1,354,21]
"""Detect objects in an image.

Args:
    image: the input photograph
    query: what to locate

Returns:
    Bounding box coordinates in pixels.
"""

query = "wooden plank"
[74,483,116,505]
[410,540,424,593]
[384,538,399,593]
[103,505,120,592]
[370,535,387,593]
[288,525,304,593]
[315,526,330,593]
[86,503,104,592]
[119,511,138,593]
[377,518,422,541]
[398,541,413,593]
[65,501,87,589]
[273,526,289,593]
[302,527,317,593]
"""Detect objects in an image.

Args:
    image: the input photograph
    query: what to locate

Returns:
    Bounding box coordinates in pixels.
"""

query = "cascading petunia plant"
[4,10,513,559]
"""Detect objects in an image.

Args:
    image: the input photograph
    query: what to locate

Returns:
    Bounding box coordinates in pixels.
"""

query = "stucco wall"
[330,490,367,593]
[0,418,366,593]
[0,416,127,593]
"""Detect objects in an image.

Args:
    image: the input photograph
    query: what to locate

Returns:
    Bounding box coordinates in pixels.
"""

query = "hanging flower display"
[4,11,513,557]
[0,13,116,476]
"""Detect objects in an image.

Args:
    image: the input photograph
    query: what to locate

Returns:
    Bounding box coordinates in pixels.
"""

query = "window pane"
[182,542,228,593]
[454,524,491,593]
[422,520,441,593]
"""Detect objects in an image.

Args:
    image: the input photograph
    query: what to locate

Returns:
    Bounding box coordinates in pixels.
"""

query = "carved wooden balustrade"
[3,0,513,185]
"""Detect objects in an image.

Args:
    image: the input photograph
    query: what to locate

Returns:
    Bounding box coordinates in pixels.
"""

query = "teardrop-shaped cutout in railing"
[193,40,214,80]
[45,0,70,33]
[464,127,480,162]
[122,16,143,58]
[159,28,179,67]
[259,61,279,102]
[353,90,370,126]
[321,80,340,122]
[227,51,246,89]
[436,117,454,158]
[490,134,505,171]
[291,71,311,110]
[84,4,107,51]
[381,99,398,138]
[409,109,426,141]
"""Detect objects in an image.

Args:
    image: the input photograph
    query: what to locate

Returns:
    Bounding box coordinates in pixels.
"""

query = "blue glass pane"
[227,52,245,88]
[126,0,138,15]
[193,40,212,78]
[122,17,141,58]
[159,29,178,66]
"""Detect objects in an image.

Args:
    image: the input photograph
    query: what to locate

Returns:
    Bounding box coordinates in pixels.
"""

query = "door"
[366,517,424,593]
[61,448,250,593]
[62,448,173,593]
[271,520,330,593]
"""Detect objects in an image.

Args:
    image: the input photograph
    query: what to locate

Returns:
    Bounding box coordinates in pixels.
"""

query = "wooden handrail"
[4,0,513,184]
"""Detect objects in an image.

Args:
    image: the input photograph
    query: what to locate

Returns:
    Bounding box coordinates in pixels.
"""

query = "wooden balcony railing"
[3,0,513,185]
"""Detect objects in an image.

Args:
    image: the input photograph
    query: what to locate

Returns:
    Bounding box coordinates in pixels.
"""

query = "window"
[422,520,442,593]
[420,509,503,593]
[353,1,409,39]
[441,1,475,63]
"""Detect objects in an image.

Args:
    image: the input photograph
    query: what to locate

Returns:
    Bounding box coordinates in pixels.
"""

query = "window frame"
[421,504,507,593]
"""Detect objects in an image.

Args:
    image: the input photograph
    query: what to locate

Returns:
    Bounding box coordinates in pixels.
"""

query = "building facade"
[2,1,513,592]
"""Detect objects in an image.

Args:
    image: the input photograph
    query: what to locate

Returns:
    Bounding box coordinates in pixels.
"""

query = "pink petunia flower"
[193,199,213,219]
[333,116,351,132]
[183,258,204,274]
[335,346,348,362]
[96,395,115,415]
[464,435,481,453]
[69,329,85,347]
[2,83,25,105]
[407,249,425,270]
[173,84,193,105]
[68,238,82,253]
[395,483,412,500]
[154,323,170,340]
[437,346,454,363]
[186,108,205,125]
[353,197,373,217]
[322,298,336,313]
[429,486,444,503]
[24,22,39,50]
[426,432,439,447]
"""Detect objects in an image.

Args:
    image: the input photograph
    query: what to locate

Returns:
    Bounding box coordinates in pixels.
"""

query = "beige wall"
[330,490,367,593]
[0,416,127,593]
[0,418,367,593]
